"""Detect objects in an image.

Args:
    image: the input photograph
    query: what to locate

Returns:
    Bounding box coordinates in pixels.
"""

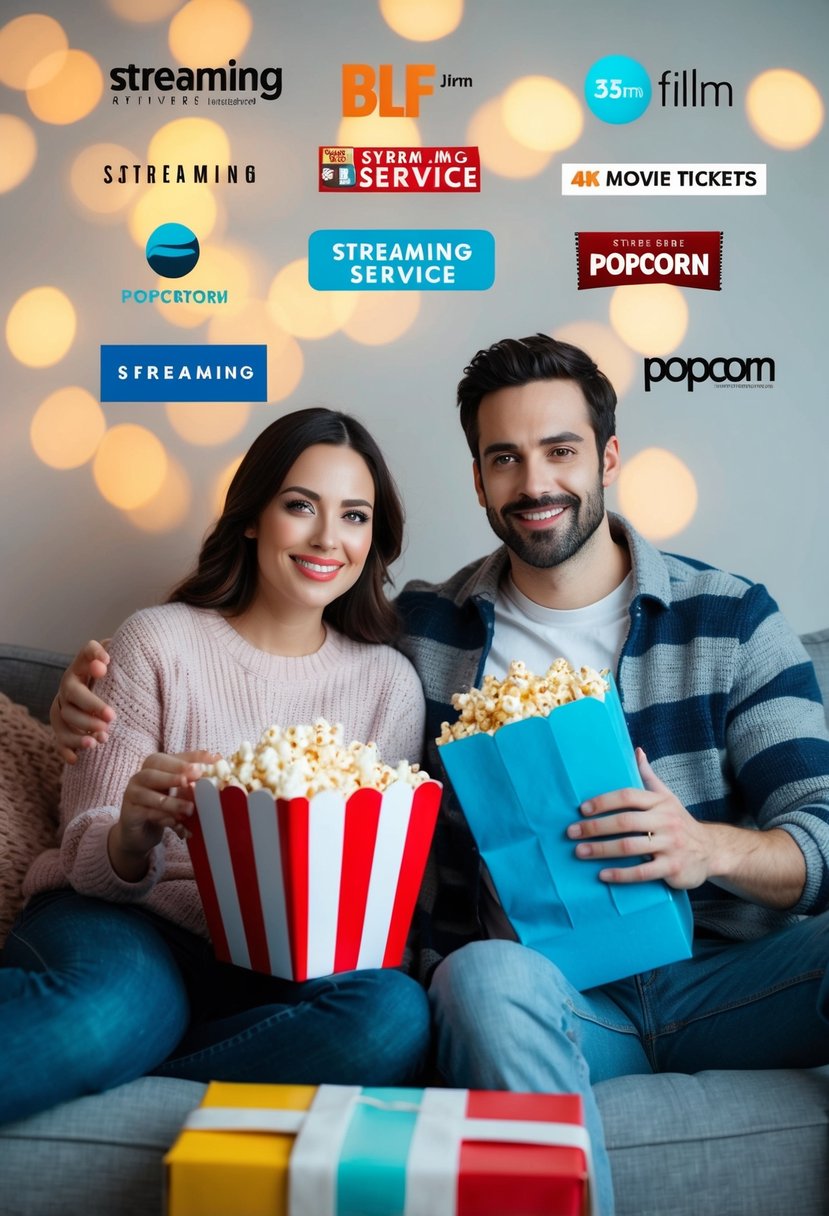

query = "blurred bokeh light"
[168,0,252,66]
[6,286,76,368]
[746,68,824,149]
[0,115,37,193]
[0,14,67,89]
[609,285,689,356]
[213,453,244,517]
[468,96,552,178]
[379,0,464,41]
[552,321,636,399]
[618,447,698,540]
[501,75,583,152]
[342,291,421,345]
[125,456,192,533]
[129,183,220,246]
[208,300,304,403]
[93,425,169,510]
[165,401,251,445]
[337,114,421,148]
[268,259,357,340]
[70,142,141,215]
[107,0,183,23]
[30,388,106,469]
[147,118,232,168]
[26,49,103,124]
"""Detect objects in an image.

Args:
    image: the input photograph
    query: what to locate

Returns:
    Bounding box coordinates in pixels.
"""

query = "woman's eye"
[285,498,313,513]
[344,510,370,524]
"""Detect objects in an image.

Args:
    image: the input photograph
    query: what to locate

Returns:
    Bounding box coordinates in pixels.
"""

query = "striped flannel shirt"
[396,513,829,983]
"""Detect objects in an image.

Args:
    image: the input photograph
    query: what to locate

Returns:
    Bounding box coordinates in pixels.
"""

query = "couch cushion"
[0,1076,206,1216]
[0,693,62,946]
[2,1068,827,1216]
[0,645,70,725]
[595,1065,829,1216]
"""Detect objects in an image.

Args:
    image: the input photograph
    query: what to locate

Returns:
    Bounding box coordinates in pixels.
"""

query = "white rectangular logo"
[562,164,766,196]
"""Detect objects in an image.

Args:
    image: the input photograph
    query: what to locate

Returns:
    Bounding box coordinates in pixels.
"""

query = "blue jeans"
[0,889,431,1124]
[429,918,829,1216]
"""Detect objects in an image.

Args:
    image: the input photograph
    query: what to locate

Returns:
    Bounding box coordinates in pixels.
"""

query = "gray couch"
[2,638,829,1216]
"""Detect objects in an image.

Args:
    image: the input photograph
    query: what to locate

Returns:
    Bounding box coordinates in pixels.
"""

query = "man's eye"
[493,453,517,466]
[550,448,575,458]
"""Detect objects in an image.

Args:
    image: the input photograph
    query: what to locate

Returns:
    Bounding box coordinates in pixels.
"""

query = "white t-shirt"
[480,571,635,939]
[484,571,634,680]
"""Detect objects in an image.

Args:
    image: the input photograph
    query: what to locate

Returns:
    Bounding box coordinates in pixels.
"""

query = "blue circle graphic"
[585,55,651,124]
[145,222,200,278]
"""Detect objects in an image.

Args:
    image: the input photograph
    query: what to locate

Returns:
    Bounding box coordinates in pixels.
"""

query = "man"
[394,334,829,1214]
[50,334,829,1213]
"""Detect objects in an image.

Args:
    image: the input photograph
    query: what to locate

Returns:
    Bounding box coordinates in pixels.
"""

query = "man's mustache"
[503,494,579,517]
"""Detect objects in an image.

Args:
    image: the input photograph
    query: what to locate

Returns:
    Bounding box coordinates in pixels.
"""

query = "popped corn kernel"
[436,658,610,743]
[202,718,431,798]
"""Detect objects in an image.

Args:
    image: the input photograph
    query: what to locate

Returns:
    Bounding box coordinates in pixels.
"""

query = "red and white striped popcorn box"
[187,778,442,981]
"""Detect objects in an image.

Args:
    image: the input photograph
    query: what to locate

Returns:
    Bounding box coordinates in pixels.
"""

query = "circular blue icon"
[145,222,200,278]
[585,55,651,124]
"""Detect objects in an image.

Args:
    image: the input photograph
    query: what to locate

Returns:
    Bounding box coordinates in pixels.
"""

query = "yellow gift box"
[165,1081,315,1216]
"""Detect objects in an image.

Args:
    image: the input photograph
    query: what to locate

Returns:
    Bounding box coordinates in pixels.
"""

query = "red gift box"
[187,778,441,980]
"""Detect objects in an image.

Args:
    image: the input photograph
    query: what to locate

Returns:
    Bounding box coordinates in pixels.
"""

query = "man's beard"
[484,483,606,569]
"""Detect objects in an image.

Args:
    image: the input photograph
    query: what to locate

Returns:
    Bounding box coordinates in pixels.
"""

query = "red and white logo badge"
[319,146,480,192]
[576,231,722,290]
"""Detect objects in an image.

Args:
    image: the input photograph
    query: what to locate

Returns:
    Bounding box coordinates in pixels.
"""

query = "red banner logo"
[576,231,722,289]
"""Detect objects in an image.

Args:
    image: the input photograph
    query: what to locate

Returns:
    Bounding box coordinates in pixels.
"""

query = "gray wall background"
[1,0,827,650]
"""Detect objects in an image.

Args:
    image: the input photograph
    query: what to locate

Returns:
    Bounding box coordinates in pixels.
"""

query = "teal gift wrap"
[438,683,693,990]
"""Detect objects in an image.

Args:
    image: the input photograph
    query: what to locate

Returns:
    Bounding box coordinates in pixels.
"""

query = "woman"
[1,408,431,1123]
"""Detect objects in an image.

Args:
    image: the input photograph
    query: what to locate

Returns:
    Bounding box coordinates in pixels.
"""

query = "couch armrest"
[0,645,72,724]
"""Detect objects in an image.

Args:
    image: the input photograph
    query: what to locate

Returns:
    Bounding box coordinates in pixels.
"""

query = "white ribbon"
[183,1085,597,1216]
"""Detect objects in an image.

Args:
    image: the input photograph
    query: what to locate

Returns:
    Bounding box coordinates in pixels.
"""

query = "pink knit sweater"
[24,604,427,938]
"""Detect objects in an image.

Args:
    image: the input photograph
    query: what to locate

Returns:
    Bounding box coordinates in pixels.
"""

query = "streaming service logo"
[100,344,267,402]
[307,230,495,290]
[319,147,481,192]
[145,223,200,278]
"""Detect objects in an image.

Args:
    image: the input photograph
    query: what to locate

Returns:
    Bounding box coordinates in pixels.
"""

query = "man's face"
[472,379,620,570]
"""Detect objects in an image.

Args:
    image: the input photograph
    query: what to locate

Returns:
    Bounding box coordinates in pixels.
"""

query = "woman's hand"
[50,640,115,763]
[108,751,220,882]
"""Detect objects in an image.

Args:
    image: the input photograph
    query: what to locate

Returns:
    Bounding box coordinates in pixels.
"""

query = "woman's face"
[246,443,375,616]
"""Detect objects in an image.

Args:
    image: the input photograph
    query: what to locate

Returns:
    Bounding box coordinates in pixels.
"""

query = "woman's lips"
[290,555,345,581]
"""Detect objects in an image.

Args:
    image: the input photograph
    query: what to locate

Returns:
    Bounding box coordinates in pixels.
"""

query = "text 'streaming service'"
[100,345,268,402]
[308,231,495,290]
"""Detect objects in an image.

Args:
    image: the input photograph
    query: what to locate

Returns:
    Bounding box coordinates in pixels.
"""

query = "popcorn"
[202,718,430,799]
[436,658,610,744]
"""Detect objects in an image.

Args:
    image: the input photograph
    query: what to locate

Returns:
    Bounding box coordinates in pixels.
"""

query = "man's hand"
[566,748,806,908]
[50,640,115,764]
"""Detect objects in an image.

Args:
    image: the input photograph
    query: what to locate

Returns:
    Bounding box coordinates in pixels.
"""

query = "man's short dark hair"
[457,333,617,461]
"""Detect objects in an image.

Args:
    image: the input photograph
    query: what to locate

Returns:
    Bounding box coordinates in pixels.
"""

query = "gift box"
[438,682,693,990]
[187,778,441,980]
[165,1081,593,1216]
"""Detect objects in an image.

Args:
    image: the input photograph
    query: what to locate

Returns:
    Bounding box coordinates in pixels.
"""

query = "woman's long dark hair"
[167,408,404,645]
